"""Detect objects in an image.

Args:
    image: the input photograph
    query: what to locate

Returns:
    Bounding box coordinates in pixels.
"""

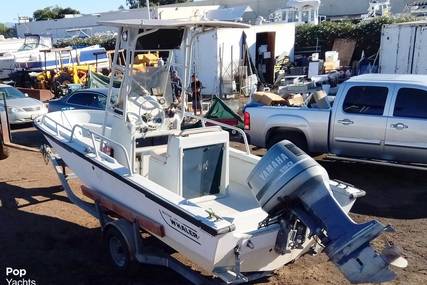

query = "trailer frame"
[41,144,215,285]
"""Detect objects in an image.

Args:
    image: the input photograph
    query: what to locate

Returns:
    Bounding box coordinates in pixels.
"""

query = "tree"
[33,6,80,21]
[126,0,189,9]
[0,23,17,38]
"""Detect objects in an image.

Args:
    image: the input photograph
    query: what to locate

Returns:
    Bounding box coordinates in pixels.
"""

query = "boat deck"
[194,182,267,233]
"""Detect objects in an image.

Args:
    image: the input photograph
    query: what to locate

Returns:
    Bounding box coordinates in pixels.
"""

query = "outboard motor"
[247,140,404,284]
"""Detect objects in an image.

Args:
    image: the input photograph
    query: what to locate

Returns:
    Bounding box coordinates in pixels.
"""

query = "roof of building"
[98,19,250,29]
[182,0,417,17]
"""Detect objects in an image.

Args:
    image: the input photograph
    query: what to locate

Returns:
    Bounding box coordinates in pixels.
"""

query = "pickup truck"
[244,74,427,165]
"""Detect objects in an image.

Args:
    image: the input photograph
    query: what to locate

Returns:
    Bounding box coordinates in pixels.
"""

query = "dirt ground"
[0,127,426,285]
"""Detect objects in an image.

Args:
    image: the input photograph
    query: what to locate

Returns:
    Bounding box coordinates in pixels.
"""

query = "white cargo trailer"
[379,21,427,74]
[174,23,295,96]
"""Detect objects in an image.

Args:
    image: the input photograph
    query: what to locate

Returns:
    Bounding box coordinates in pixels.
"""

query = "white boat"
[34,19,406,284]
[0,37,25,79]
[0,34,108,79]
[0,36,25,54]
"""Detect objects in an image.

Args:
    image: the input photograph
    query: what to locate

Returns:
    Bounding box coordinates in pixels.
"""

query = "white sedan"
[0,84,47,124]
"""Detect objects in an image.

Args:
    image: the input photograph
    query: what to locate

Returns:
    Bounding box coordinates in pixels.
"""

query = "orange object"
[81,185,165,237]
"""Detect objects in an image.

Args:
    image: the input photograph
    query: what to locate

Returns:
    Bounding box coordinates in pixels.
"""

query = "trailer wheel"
[105,226,133,271]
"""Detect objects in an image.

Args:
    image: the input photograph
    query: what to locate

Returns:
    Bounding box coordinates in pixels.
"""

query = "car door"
[330,84,390,159]
[384,86,427,164]
[66,92,106,110]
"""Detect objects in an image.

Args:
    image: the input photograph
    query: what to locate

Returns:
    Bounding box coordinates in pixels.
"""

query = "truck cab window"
[343,86,388,115]
[394,88,427,119]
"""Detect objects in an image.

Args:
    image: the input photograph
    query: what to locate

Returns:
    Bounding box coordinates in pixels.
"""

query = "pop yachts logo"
[160,210,200,243]
[5,267,36,285]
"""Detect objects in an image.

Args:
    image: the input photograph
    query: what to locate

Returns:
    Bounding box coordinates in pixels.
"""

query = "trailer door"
[379,25,416,74]
[413,26,427,74]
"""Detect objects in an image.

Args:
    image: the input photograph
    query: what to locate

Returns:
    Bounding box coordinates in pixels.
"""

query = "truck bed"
[245,105,331,153]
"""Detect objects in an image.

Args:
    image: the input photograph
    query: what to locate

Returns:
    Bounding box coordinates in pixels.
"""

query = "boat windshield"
[130,61,169,97]
[113,52,171,110]
[18,35,51,51]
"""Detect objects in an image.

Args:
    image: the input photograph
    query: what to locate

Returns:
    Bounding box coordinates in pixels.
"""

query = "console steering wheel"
[137,96,165,130]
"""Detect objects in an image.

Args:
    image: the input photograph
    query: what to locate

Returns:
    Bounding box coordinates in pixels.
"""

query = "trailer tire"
[104,226,135,272]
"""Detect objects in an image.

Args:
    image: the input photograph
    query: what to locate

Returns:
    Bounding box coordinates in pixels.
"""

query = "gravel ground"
[0,127,426,285]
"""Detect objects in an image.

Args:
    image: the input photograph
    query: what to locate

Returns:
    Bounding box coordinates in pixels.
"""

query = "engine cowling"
[247,140,403,284]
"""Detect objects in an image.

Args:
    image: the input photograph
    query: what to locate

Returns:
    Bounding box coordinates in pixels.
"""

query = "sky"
[0,0,126,23]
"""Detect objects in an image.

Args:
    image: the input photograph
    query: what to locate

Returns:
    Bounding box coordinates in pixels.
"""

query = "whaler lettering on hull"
[160,210,201,245]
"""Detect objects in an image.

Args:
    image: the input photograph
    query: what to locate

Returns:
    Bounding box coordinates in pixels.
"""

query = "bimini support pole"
[102,26,123,137]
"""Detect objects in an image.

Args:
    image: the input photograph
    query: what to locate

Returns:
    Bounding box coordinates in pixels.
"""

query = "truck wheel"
[104,226,134,272]
[267,132,308,153]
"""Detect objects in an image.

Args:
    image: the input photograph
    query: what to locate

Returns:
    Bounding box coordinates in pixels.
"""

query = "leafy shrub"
[295,16,416,59]
[55,33,116,50]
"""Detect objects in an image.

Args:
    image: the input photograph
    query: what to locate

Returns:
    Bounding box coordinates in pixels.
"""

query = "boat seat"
[135,145,167,177]
[179,126,222,136]
[144,127,230,198]
[80,123,104,134]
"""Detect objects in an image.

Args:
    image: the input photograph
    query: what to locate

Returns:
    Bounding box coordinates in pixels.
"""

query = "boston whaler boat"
[35,20,406,284]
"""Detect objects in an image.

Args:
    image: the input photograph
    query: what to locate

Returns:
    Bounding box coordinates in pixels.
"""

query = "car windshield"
[0,87,27,100]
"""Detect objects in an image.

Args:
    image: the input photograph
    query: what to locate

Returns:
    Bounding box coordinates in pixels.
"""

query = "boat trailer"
[41,144,267,284]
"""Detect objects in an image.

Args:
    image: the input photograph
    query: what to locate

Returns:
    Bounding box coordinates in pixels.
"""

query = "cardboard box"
[253,91,286,106]
[286,94,304,106]
[324,60,340,72]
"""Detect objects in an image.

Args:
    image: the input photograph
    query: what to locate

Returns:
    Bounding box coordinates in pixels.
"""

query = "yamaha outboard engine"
[247,140,403,284]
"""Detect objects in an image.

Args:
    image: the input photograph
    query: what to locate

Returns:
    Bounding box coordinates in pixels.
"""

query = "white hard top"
[347,74,427,85]
[98,19,250,29]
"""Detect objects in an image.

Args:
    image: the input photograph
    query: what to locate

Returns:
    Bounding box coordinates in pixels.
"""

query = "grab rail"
[40,115,133,175]
[41,115,72,137]
[69,124,133,175]
[184,114,251,155]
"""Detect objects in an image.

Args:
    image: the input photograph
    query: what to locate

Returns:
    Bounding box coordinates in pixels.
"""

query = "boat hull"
[39,125,312,274]
[15,46,109,71]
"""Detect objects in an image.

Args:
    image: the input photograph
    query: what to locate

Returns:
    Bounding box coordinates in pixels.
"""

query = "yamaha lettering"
[258,152,294,182]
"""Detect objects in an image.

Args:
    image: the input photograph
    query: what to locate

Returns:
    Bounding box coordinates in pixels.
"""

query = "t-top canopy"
[98,19,250,29]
